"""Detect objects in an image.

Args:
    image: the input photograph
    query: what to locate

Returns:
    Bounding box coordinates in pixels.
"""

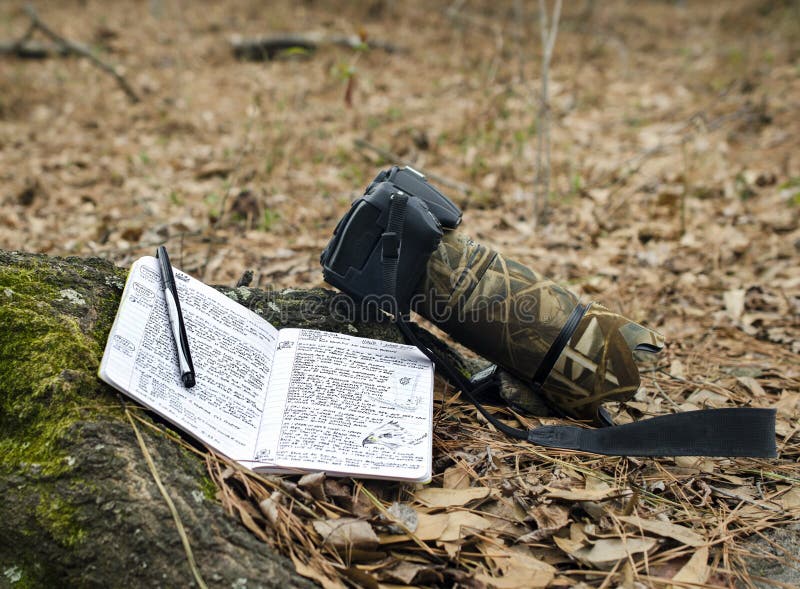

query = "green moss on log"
[35,492,87,548]
[0,256,125,476]
[0,252,131,586]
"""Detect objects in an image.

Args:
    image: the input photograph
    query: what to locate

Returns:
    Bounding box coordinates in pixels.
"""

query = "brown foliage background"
[1,0,798,587]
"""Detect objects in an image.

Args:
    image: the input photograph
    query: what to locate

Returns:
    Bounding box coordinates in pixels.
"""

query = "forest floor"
[1,1,799,587]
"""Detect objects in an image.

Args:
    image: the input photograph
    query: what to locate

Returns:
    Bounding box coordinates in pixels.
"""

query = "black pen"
[156,246,196,388]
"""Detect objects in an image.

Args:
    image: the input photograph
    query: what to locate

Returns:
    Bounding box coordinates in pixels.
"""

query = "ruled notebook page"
[99,257,279,463]
[252,328,434,481]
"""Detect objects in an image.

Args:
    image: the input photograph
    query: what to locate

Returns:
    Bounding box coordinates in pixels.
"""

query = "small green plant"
[259,208,279,231]
[570,172,583,196]
[204,192,221,219]
[387,106,403,121]
[331,62,356,82]
[264,147,284,176]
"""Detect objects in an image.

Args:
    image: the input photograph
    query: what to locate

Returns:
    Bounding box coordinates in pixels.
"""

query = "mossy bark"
[0,250,402,588]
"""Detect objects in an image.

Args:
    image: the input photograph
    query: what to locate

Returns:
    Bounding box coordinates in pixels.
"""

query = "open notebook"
[99,256,434,482]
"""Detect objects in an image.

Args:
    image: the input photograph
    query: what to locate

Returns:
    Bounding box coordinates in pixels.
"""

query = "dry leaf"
[414,486,492,507]
[545,486,617,501]
[674,456,715,473]
[563,537,657,568]
[552,522,590,556]
[617,515,706,547]
[668,545,709,589]
[476,551,556,588]
[439,541,461,559]
[438,511,492,542]
[340,566,380,589]
[584,477,613,493]
[313,518,379,550]
[522,504,570,541]
[290,552,346,589]
[233,502,269,543]
[553,533,586,557]
[297,471,327,501]
[379,512,450,544]
[724,288,746,320]
[780,487,800,511]
[443,465,473,489]
[686,388,729,408]
[775,390,800,416]
[378,561,442,585]
[669,359,686,379]
[714,473,748,485]
[736,376,766,397]
[258,491,281,526]
[195,161,233,179]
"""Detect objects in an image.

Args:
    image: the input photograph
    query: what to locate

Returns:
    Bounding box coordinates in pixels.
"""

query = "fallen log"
[230,33,400,61]
[0,39,73,59]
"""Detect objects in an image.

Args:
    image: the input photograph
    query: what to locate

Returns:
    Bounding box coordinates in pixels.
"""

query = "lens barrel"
[415,231,664,423]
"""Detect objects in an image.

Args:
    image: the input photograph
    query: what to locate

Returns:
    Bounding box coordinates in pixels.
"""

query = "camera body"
[321,166,665,424]
[320,166,461,309]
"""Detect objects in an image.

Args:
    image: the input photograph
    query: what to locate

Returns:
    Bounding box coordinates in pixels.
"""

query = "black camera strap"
[381,194,776,458]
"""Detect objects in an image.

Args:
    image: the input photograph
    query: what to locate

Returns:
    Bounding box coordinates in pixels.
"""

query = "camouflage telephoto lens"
[413,231,665,424]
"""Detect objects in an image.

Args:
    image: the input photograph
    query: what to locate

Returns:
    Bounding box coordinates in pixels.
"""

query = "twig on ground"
[650,377,682,411]
[353,138,473,197]
[0,19,53,58]
[707,483,783,513]
[19,4,140,103]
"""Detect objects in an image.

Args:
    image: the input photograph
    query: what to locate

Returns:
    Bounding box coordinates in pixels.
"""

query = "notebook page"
[99,257,278,462]
[253,328,433,481]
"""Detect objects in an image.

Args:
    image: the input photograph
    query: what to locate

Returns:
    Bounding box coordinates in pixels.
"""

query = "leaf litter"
[1,0,799,586]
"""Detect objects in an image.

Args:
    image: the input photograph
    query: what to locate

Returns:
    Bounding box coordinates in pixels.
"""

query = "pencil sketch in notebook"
[361,420,428,450]
[365,372,423,412]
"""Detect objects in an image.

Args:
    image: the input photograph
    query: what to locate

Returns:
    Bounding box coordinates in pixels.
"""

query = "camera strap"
[381,194,776,458]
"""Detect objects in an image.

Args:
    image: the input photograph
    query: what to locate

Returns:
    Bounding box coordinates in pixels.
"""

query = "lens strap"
[530,301,589,395]
[378,197,776,458]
